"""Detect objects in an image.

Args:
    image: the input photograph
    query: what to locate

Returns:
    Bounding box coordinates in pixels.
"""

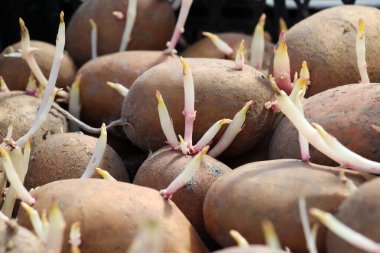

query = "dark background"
[0,0,374,52]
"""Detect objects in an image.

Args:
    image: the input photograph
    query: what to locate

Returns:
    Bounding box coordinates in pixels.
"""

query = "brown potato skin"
[133,146,231,245]
[24,133,130,190]
[0,40,77,90]
[203,159,367,253]
[286,5,380,97]
[18,179,208,253]
[66,0,175,66]
[327,178,380,253]
[269,83,380,166]
[212,246,287,253]
[0,218,44,253]
[0,91,68,149]
[182,33,274,74]
[122,58,276,158]
[78,51,176,129]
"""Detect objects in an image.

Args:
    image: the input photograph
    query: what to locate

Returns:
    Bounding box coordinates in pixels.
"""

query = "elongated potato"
[269,83,380,166]
[286,5,380,96]
[66,0,175,66]
[18,179,208,253]
[134,146,231,245]
[0,40,76,90]
[204,159,367,252]
[327,178,380,253]
[25,133,130,190]
[78,51,176,129]
[122,58,276,158]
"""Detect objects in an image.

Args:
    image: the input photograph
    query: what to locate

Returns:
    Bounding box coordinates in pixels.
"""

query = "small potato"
[269,83,380,166]
[18,179,208,253]
[0,217,43,253]
[66,0,175,66]
[327,177,380,253]
[0,91,68,149]
[204,159,367,253]
[134,146,231,245]
[78,51,176,129]
[286,5,380,96]
[25,132,130,190]
[0,40,76,90]
[122,58,276,158]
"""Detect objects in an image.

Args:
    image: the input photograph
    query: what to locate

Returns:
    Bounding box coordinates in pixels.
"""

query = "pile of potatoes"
[1,1,380,252]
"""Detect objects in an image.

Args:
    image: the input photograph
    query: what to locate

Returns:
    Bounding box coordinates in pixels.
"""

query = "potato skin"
[66,0,175,66]
[212,246,287,253]
[203,159,366,253]
[0,218,44,253]
[18,179,208,253]
[0,40,76,90]
[327,178,380,253]
[0,91,68,149]
[24,133,130,190]
[78,51,176,129]
[286,5,380,96]
[182,32,274,73]
[269,83,380,166]
[133,146,231,244]
[122,58,276,158]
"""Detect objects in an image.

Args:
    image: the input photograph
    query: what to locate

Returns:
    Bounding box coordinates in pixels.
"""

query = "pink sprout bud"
[235,40,245,71]
[250,13,266,69]
[25,73,38,96]
[310,208,380,253]
[156,90,179,149]
[160,146,209,199]
[274,32,292,94]
[202,32,234,56]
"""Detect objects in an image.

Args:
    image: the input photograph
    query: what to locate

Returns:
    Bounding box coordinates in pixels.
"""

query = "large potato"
[25,133,130,190]
[286,5,380,96]
[204,159,367,253]
[18,179,208,253]
[121,58,276,158]
[78,51,176,129]
[134,146,231,246]
[66,0,175,66]
[327,178,380,253]
[269,83,380,166]
[0,40,76,90]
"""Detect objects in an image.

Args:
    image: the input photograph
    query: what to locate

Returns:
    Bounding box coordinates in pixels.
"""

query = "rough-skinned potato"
[18,179,208,253]
[286,5,380,96]
[66,0,175,66]
[204,159,367,253]
[24,133,130,190]
[0,217,43,253]
[78,51,176,129]
[327,178,380,253]
[122,58,276,158]
[269,83,380,166]
[133,146,231,245]
[0,40,76,90]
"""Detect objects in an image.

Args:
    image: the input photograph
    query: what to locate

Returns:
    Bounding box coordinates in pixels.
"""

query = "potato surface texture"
[122,58,276,158]
[18,179,208,253]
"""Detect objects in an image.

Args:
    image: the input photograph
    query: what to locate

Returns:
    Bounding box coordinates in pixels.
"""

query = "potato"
[286,5,380,96]
[133,146,231,246]
[18,179,208,253]
[327,177,380,253]
[203,159,367,252]
[24,133,130,190]
[78,51,176,129]
[0,217,43,252]
[0,40,76,90]
[269,83,380,166]
[122,58,276,158]
[0,91,68,149]
[182,32,274,74]
[212,246,287,253]
[66,0,175,66]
